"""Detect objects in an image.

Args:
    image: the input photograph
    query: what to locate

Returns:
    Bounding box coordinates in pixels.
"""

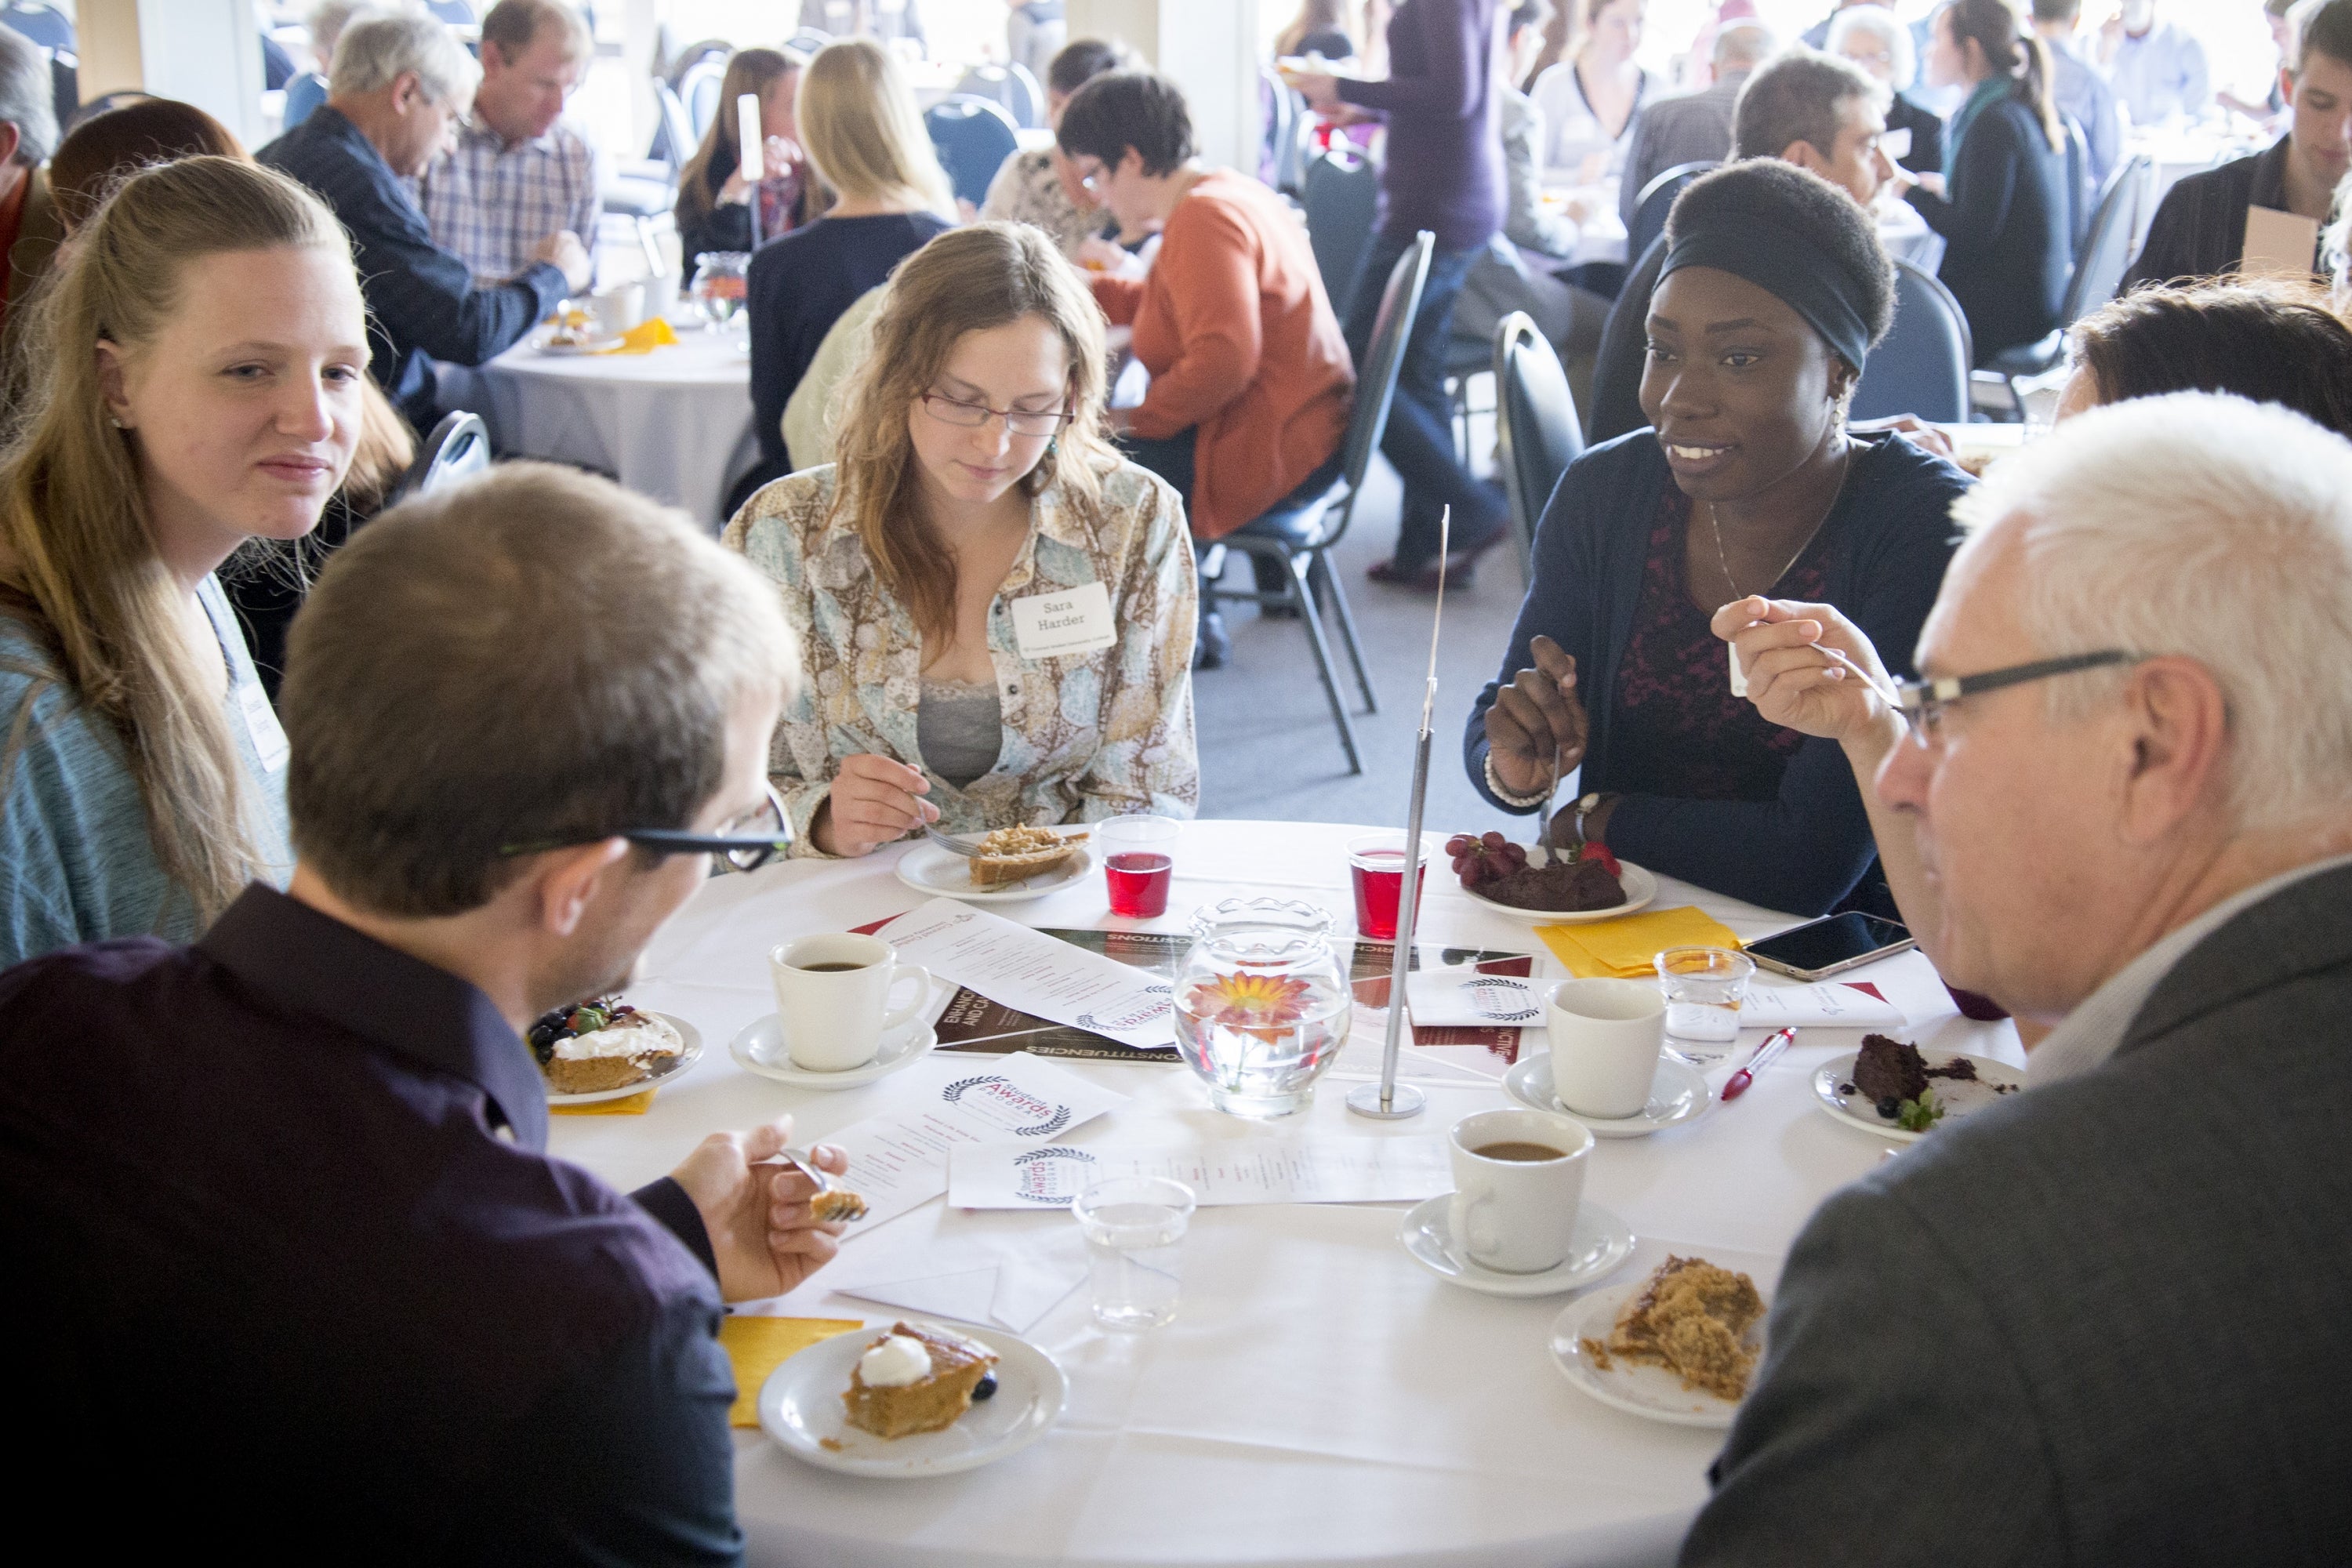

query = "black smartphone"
[1747,913,1915,981]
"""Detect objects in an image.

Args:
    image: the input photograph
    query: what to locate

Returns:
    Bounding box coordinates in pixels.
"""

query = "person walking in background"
[1618,16,1773,230]
[1906,0,2073,364]
[1290,0,1515,590]
[1004,0,1066,85]
[1828,4,1946,175]
[979,37,1127,260]
[736,38,953,509]
[2028,0,2121,187]
[417,0,601,287]
[672,47,808,264]
[260,10,589,433]
[2097,0,2209,126]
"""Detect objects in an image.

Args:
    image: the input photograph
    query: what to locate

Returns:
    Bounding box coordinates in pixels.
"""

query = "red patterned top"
[1610,484,1830,804]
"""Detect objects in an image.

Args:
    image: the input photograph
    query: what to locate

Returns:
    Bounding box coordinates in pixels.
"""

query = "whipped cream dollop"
[552,1014,681,1060]
[857,1334,933,1388]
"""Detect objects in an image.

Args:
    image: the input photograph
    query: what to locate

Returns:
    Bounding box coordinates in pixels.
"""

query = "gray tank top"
[916,677,1003,789]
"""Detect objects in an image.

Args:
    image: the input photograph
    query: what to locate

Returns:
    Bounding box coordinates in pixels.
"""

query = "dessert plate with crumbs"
[759,1320,1066,1477]
[1812,1035,2024,1143]
[1548,1256,1769,1429]
[540,1014,702,1105]
[895,832,1093,902]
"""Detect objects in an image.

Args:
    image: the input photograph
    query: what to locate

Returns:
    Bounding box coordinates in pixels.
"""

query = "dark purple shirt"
[1337,0,1506,251]
[0,886,741,1563]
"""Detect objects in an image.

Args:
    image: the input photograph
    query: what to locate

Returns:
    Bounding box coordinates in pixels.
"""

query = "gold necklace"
[1707,445,1852,600]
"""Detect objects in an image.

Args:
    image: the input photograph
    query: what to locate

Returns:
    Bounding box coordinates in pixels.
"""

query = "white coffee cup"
[1446,1107,1594,1274]
[589,281,644,338]
[768,933,931,1072]
[1546,978,1667,1119]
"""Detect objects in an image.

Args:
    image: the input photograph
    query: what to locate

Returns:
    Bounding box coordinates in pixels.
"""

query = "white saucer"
[1457,858,1658,924]
[543,1014,702,1104]
[535,333,626,355]
[1399,1194,1635,1298]
[895,835,1094,902]
[729,1011,939,1088]
[758,1320,1066,1477]
[1812,1048,2025,1142]
[1547,1283,1761,1428]
[1502,1053,1711,1138]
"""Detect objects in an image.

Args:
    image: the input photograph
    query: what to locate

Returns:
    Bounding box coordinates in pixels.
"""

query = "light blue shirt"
[0,576,294,969]
[282,71,328,131]
[2105,22,2210,129]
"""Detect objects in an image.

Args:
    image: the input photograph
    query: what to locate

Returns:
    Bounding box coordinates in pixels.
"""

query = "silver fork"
[924,826,978,857]
[777,1145,838,1194]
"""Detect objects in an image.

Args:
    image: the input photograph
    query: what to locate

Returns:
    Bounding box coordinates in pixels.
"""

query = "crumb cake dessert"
[1447,832,1624,912]
[809,1189,869,1223]
[1583,1255,1766,1402]
[970,826,1083,887]
[527,999,682,1094]
[841,1322,999,1438]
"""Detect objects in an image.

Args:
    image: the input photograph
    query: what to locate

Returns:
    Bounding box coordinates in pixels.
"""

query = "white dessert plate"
[1547,1281,1763,1429]
[1502,1053,1711,1138]
[535,333,626,355]
[895,834,1094,902]
[543,1014,702,1105]
[1811,1048,2024,1143]
[1456,855,1657,925]
[729,1011,938,1089]
[759,1320,1067,1477]
[1399,1194,1635,1298]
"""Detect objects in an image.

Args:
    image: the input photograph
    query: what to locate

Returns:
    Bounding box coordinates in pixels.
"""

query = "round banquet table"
[554,819,2020,1568]
[434,325,760,530]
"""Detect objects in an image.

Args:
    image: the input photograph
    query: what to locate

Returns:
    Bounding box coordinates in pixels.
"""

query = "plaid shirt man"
[418,114,602,285]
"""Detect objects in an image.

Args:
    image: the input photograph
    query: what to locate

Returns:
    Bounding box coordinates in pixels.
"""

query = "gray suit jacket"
[1681,862,2352,1566]
[1617,72,1744,232]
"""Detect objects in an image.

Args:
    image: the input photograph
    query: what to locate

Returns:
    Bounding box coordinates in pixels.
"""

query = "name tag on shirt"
[1010,582,1118,660]
[238,681,291,774]
[2241,205,2321,281]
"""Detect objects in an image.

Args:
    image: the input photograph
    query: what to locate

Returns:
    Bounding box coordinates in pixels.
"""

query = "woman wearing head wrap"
[1465,160,1973,916]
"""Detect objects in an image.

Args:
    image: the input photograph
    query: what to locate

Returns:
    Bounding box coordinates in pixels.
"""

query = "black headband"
[1658,215,1875,372]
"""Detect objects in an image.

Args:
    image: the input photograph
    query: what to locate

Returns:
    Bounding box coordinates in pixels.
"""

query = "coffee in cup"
[1446,1108,1594,1274]
[768,933,931,1072]
[1546,978,1667,1119]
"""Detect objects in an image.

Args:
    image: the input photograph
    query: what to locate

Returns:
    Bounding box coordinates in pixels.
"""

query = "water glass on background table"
[1097,815,1177,918]
[1345,831,1431,942]
[688,251,749,331]
[1653,946,1755,1066]
[1073,1175,1195,1329]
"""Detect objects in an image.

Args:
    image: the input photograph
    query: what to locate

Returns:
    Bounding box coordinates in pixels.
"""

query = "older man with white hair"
[1690,394,2352,1563]
[260,9,592,430]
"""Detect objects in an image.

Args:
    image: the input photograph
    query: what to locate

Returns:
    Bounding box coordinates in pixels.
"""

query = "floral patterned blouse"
[978,148,1101,261]
[724,459,1200,855]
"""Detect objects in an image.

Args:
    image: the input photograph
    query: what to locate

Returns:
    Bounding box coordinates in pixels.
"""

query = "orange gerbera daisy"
[1188,971,1313,1039]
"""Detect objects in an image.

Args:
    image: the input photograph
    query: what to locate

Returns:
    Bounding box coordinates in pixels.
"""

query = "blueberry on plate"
[971,1372,997,1401]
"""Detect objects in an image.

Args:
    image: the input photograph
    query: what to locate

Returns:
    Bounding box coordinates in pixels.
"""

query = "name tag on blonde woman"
[1011,582,1118,659]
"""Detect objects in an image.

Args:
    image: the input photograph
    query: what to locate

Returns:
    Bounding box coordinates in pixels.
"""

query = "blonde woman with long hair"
[724,223,1198,858]
[735,38,956,512]
[0,156,367,966]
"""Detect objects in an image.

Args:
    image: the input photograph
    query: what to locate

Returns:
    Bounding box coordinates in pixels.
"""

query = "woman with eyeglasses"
[724,223,1199,859]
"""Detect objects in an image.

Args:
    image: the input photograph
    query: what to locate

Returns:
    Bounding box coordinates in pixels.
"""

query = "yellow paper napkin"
[549,1089,657,1116]
[1537,906,1744,978]
[719,1316,867,1426]
[593,316,679,355]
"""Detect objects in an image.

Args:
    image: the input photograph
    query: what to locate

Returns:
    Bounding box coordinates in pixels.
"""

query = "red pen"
[1721,1026,1797,1102]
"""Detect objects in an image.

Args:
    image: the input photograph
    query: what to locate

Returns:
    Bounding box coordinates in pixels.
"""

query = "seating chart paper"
[877,898,1177,1049]
[947,1135,1453,1210]
[826,1052,1129,1233]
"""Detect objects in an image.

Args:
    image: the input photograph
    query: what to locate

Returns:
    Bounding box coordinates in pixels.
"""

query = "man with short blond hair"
[1693,394,2352,1562]
[3,464,843,1559]
[419,0,603,285]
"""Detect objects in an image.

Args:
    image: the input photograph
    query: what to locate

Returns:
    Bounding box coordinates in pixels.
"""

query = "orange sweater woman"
[1063,78,1353,542]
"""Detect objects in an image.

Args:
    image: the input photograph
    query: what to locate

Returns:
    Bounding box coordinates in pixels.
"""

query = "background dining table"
[553,818,2018,1568]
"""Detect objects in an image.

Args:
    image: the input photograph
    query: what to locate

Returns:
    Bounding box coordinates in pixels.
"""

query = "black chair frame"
[1492,311,1583,578]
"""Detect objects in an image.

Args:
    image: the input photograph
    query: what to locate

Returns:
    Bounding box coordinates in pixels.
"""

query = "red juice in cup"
[1105,851,1174,918]
[1347,844,1425,942]
[1096,815,1178,918]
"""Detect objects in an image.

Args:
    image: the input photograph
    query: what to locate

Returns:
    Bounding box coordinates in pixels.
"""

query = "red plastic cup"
[1097,816,1178,918]
[1348,832,1429,942]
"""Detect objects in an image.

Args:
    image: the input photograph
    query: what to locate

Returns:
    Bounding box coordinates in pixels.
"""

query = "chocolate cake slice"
[1852,1033,1929,1115]
[1486,855,1624,912]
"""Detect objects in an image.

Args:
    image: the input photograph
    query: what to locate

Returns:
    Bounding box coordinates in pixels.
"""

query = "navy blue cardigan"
[1905,93,2074,363]
[1465,430,1972,916]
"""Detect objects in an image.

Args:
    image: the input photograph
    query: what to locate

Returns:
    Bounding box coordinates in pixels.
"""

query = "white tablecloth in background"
[1544,187,1944,274]
[436,328,760,530]
[554,820,2016,1568]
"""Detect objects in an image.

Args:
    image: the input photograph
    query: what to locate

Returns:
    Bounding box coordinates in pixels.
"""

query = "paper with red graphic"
[946,1134,1451,1210]
[875,898,1177,1049]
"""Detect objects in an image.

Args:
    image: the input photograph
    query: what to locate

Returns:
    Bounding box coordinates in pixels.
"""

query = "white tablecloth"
[436,327,760,530]
[1545,188,1944,274]
[553,819,2017,1568]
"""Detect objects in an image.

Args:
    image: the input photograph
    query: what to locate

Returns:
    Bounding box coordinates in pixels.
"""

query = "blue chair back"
[405,412,491,499]
[1628,160,1715,269]
[1494,313,1582,575]
[2061,154,2148,325]
[1261,66,1298,190]
[956,64,1043,129]
[680,56,727,142]
[1302,144,1379,318]
[648,79,698,169]
[1852,260,1973,424]
[925,95,1022,209]
[1329,233,1433,536]
[786,28,833,55]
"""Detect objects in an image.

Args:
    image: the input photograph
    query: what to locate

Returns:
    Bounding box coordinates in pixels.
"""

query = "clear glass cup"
[1073,1175,1195,1330]
[1653,946,1756,1065]
[1345,831,1434,942]
[687,251,749,331]
[1097,815,1178,918]
[1174,898,1352,1118]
